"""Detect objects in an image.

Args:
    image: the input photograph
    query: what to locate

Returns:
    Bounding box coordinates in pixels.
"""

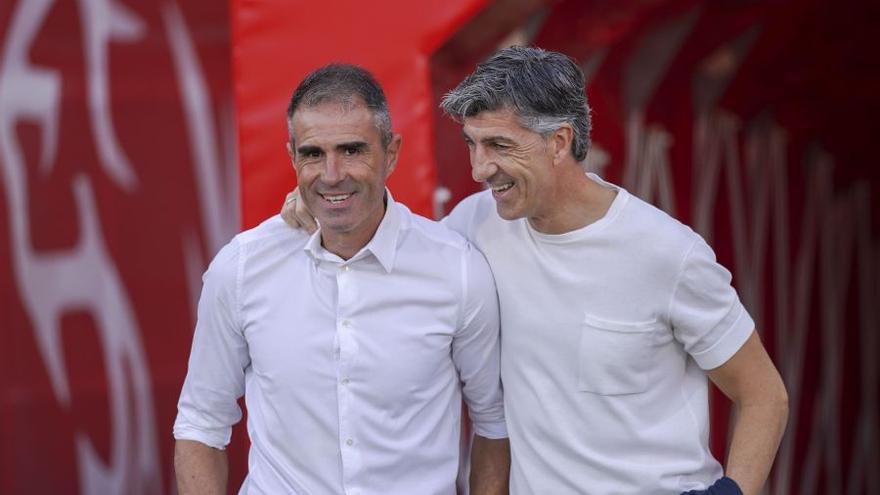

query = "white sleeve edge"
[690,305,756,370]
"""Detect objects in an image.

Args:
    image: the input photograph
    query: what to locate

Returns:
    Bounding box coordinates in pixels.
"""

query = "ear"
[286,141,298,165]
[550,124,574,166]
[286,141,301,180]
[383,134,402,178]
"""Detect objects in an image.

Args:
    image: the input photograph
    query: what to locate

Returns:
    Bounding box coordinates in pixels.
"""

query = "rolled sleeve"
[670,238,755,370]
[452,243,507,439]
[173,238,250,448]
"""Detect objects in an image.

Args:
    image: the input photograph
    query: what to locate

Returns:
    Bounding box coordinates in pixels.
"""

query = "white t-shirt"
[175,195,506,495]
[444,174,754,494]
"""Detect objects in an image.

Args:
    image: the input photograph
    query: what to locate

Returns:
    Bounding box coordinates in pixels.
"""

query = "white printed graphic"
[0,1,237,493]
[621,8,699,215]
[0,0,160,492]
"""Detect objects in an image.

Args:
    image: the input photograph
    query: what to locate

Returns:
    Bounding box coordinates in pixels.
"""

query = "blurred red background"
[1,0,877,493]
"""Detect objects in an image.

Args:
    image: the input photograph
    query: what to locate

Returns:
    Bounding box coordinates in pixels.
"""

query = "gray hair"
[287,64,392,148]
[440,46,592,162]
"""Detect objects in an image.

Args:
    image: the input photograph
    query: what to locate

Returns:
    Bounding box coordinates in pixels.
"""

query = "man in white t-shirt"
[175,64,510,495]
[282,48,788,495]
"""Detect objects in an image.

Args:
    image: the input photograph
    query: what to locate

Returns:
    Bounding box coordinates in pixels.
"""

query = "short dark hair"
[287,64,392,147]
[440,46,592,162]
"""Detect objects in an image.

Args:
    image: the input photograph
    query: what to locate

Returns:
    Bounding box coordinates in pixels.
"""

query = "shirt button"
[341,378,350,385]
[343,265,351,272]
[346,438,353,446]
[342,320,351,328]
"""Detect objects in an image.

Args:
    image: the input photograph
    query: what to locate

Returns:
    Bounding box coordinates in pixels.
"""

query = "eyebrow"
[460,130,515,145]
[482,136,516,145]
[336,141,368,152]
[296,141,369,156]
[296,144,322,156]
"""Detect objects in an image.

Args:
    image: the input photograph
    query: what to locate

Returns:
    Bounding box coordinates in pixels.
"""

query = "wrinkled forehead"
[461,107,533,136]
[292,101,379,143]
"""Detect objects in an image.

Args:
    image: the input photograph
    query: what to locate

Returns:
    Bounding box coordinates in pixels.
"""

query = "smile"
[491,182,514,193]
[319,192,353,204]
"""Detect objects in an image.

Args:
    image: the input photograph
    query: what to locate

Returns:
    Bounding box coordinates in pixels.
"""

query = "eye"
[298,149,322,160]
[342,145,364,156]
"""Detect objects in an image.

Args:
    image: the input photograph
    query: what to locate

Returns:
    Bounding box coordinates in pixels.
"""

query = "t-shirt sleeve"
[173,238,250,449]
[669,237,755,370]
[441,191,483,242]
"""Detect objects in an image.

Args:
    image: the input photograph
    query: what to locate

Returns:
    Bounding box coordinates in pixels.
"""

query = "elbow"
[762,373,790,434]
[737,372,789,428]
[776,379,790,426]
[762,361,790,427]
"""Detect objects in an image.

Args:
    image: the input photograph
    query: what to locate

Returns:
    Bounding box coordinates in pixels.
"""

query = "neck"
[528,165,616,235]
[321,204,386,260]
[321,234,370,260]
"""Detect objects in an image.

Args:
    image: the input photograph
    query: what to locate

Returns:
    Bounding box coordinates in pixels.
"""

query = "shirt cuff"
[472,420,508,440]
[689,304,755,370]
[172,424,230,450]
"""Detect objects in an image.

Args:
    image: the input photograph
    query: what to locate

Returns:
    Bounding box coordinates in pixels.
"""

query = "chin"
[495,204,525,221]
[313,213,351,231]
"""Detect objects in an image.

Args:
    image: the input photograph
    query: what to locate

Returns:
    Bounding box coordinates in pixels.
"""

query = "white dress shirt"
[174,195,506,495]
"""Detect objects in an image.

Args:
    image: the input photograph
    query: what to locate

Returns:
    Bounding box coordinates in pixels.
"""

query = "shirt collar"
[303,189,401,273]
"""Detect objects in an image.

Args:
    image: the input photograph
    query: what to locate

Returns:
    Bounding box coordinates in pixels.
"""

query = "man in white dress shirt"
[282,47,789,495]
[174,64,510,495]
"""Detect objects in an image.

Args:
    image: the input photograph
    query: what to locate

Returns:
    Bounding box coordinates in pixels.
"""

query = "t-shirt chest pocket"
[578,313,663,395]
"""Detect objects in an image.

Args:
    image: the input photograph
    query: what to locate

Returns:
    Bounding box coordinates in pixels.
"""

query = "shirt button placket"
[337,264,358,491]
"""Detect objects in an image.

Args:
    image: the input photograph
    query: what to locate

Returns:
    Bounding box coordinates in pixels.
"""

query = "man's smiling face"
[289,98,399,245]
[462,107,557,222]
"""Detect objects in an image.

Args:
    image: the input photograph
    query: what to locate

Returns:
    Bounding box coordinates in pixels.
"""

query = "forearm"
[469,435,510,495]
[175,439,229,495]
[724,398,789,495]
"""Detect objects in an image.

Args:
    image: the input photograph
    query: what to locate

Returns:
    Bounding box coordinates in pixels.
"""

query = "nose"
[470,145,497,183]
[322,152,345,184]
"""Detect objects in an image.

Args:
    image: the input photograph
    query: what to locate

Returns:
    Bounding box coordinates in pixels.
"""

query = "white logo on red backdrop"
[0,0,236,492]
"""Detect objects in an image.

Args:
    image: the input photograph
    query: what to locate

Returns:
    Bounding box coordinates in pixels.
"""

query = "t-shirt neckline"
[526,173,629,243]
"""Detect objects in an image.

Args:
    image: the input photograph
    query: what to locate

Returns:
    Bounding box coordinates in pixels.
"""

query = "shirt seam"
[406,219,469,251]
[457,245,469,333]
[235,237,244,331]
[666,236,701,326]
[678,378,706,471]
